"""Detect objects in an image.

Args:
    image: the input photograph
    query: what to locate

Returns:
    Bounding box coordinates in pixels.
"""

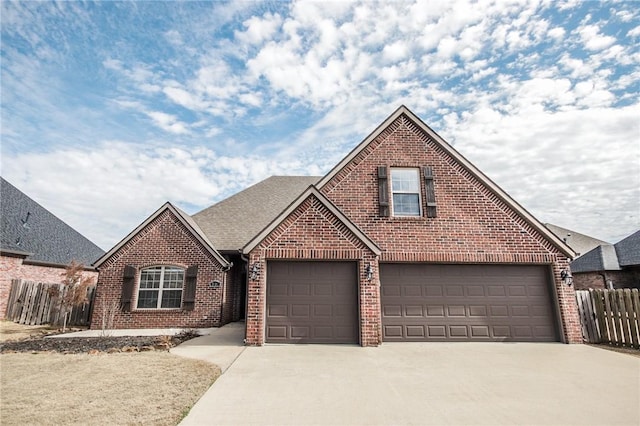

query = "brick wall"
[246,195,381,346]
[247,113,582,345]
[1,254,98,319]
[573,270,639,290]
[90,209,229,329]
[320,114,581,344]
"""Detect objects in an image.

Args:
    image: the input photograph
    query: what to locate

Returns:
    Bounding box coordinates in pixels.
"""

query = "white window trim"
[390,167,422,217]
[136,265,185,310]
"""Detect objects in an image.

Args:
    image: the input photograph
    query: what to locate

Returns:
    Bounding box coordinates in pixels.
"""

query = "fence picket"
[623,289,638,348]
[592,289,607,342]
[617,290,632,346]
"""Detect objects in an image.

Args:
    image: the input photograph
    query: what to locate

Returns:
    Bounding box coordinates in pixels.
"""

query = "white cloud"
[577,24,616,51]
[548,27,566,40]
[145,111,190,134]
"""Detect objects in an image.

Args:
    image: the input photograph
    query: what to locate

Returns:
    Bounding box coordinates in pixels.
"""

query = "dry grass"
[1,352,220,425]
[0,320,60,342]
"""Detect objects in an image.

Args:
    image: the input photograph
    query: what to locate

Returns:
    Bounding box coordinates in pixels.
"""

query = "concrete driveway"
[179,335,640,425]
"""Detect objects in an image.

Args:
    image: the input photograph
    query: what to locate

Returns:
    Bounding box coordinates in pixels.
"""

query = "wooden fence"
[575,289,640,348]
[5,279,95,327]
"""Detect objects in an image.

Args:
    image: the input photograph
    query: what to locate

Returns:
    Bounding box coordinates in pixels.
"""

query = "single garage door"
[381,264,558,342]
[266,261,358,344]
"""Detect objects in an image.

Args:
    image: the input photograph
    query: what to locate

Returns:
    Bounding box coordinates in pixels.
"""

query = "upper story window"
[390,168,421,216]
[137,266,184,309]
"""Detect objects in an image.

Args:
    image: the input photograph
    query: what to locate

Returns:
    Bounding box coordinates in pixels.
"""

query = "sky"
[1,0,638,252]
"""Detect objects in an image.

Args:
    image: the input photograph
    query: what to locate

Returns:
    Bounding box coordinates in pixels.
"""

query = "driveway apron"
[180,343,640,426]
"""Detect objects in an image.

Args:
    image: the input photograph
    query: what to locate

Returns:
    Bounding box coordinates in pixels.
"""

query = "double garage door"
[381,264,559,342]
[265,261,559,343]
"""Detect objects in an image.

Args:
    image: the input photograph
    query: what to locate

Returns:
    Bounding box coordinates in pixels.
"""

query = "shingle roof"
[615,230,640,267]
[545,224,610,258]
[570,244,621,273]
[192,176,320,252]
[0,177,104,266]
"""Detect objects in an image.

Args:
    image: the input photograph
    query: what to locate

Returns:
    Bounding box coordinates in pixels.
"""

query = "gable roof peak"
[93,201,229,268]
[316,106,575,259]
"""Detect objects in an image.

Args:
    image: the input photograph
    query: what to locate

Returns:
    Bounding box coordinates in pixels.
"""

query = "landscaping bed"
[0,331,199,354]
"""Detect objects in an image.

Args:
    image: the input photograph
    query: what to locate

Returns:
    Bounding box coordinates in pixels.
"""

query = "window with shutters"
[137,266,184,309]
[390,168,421,216]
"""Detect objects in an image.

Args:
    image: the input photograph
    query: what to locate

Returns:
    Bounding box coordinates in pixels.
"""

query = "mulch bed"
[0,331,200,354]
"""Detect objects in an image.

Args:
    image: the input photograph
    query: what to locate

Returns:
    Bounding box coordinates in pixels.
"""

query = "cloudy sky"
[1,0,638,251]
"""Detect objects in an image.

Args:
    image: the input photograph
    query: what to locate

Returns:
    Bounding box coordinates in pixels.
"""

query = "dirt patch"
[0,320,63,342]
[1,351,220,425]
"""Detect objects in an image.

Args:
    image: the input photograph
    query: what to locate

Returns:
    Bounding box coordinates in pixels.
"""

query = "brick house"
[90,106,583,345]
[0,177,104,318]
[569,230,640,290]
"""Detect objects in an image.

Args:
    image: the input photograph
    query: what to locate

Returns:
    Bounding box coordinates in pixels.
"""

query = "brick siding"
[573,270,640,290]
[246,113,582,345]
[1,254,98,319]
[90,209,230,329]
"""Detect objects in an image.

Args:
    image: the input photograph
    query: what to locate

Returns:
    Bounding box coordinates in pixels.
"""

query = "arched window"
[137,266,185,309]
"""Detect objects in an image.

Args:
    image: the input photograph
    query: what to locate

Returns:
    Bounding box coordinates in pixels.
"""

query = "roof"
[570,244,621,273]
[316,106,576,258]
[545,224,610,258]
[614,230,640,267]
[94,202,229,268]
[193,176,320,252]
[242,186,382,256]
[0,177,104,266]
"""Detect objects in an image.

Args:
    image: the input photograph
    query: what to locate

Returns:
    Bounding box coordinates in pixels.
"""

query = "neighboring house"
[545,224,610,258]
[0,177,105,318]
[569,230,640,290]
[91,106,583,346]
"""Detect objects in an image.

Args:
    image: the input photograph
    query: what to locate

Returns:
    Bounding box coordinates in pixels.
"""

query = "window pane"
[391,169,420,192]
[137,290,159,309]
[161,290,182,309]
[393,194,421,216]
[140,269,161,289]
[162,269,184,289]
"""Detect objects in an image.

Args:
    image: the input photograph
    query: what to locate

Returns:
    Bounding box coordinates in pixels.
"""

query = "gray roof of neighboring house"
[192,176,321,252]
[545,224,610,258]
[570,244,621,273]
[0,177,105,266]
[615,230,640,267]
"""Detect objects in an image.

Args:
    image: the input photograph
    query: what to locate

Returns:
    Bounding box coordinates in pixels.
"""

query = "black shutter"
[182,265,198,311]
[423,166,437,218]
[121,265,136,312]
[378,166,390,217]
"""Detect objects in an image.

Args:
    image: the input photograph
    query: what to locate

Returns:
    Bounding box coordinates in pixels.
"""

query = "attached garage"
[381,264,559,342]
[265,261,359,344]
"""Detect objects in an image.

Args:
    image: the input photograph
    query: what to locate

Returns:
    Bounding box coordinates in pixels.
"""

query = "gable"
[318,106,574,260]
[243,187,380,256]
[94,203,229,269]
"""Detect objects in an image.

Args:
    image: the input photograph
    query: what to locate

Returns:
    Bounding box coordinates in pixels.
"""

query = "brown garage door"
[266,261,358,344]
[381,264,558,342]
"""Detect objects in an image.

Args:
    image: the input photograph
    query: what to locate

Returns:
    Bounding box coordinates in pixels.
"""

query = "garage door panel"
[268,304,288,317]
[291,304,310,317]
[266,261,358,344]
[381,264,558,342]
[426,305,445,317]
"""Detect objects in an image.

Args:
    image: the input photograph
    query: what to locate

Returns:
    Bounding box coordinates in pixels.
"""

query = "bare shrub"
[100,299,120,337]
[48,261,95,332]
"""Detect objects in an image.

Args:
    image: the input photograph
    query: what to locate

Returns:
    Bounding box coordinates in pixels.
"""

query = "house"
[545,224,610,258]
[0,177,105,318]
[569,230,640,290]
[90,106,583,345]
